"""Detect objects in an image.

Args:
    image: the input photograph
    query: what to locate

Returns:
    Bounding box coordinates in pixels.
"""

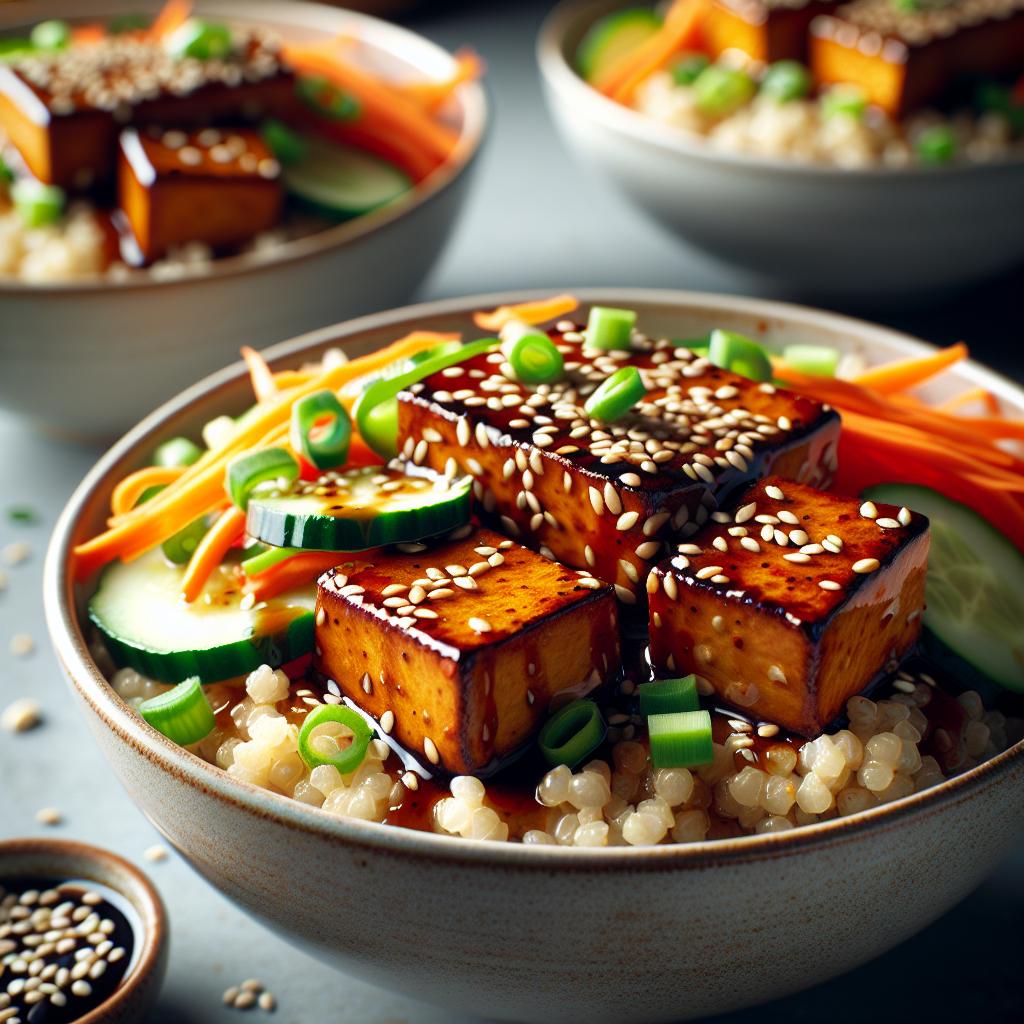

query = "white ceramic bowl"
[45,290,1024,1024]
[0,0,486,440]
[538,0,1024,300]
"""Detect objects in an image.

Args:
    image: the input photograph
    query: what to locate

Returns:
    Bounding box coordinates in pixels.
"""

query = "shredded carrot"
[594,0,705,104]
[147,0,191,40]
[938,387,1001,414]
[398,50,484,114]
[241,346,278,403]
[282,40,458,163]
[73,332,447,579]
[109,466,186,517]
[71,24,107,44]
[851,343,968,394]
[271,369,317,390]
[244,551,359,604]
[179,507,246,604]
[473,294,579,333]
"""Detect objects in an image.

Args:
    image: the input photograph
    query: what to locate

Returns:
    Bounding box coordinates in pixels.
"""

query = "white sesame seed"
[2,698,41,734]
[34,808,61,826]
[765,485,785,500]
[615,511,640,531]
[143,845,169,863]
[818,580,842,591]
[852,558,880,574]
[898,506,912,526]
[695,566,723,580]
[783,552,811,563]
[423,738,440,764]
[740,537,761,553]
[468,617,492,633]
[876,517,902,529]
[734,502,757,524]
[2,541,30,566]
[380,710,395,734]
[859,501,878,519]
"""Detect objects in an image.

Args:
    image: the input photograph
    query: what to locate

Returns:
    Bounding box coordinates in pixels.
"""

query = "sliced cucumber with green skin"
[90,549,316,684]
[864,484,1024,692]
[576,8,662,83]
[246,465,472,551]
[284,137,411,220]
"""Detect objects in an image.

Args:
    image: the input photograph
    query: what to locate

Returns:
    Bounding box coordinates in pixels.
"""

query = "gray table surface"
[2,2,1023,1021]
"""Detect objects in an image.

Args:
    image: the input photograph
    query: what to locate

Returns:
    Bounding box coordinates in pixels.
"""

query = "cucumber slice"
[246,465,471,551]
[90,549,316,684]
[864,484,1024,692]
[283,137,411,219]
[576,8,662,83]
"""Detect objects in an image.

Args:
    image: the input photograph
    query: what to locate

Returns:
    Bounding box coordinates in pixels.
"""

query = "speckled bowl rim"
[0,0,488,295]
[537,0,1024,182]
[0,837,167,1022]
[44,287,1024,871]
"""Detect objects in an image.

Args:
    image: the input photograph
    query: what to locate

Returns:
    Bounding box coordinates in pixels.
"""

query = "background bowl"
[0,837,168,1023]
[538,0,1024,301]
[0,0,486,441]
[45,290,1024,1024]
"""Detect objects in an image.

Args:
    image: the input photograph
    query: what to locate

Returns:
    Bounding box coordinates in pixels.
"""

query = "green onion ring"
[298,703,373,774]
[161,516,210,565]
[708,329,773,382]
[583,366,647,422]
[638,675,700,717]
[781,343,840,377]
[538,699,606,768]
[153,435,203,468]
[226,447,299,511]
[506,332,564,385]
[139,677,215,746]
[290,390,351,470]
[648,710,714,770]
[584,306,637,351]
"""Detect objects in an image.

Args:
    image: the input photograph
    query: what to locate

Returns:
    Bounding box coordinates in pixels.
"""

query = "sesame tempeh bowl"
[0,0,487,439]
[538,0,1024,298]
[46,290,1024,1024]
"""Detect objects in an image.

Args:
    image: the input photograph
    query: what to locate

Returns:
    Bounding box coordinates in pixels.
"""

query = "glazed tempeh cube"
[314,527,620,775]
[0,32,293,188]
[397,325,839,603]
[703,0,836,64]
[648,477,929,736]
[810,0,1024,116]
[118,126,283,262]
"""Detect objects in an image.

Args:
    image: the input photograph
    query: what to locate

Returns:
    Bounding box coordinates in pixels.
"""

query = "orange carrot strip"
[179,507,246,604]
[147,0,191,40]
[241,346,278,403]
[398,50,484,114]
[109,466,186,518]
[282,42,458,162]
[473,294,579,332]
[244,551,357,603]
[271,369,317,389]
[71,24,107,44]
[73,333,445,578]
[597,0,705,105]
[938,387,1001,414]
[852,343,968,394]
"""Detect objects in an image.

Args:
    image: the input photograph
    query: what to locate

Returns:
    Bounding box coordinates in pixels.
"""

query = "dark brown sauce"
[0,879,136,1023]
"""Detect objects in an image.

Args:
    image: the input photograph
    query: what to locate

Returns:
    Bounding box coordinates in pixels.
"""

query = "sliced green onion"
[296,76,361,120]
[638,675,699,717]
[139,677,215,746]
[241,544,303,576]
[708,328,773,382]
[291,390,351,471]
[161,516,209,565]
[0,156,12,183]
[7,505,38,524]
[648,710,713,769]
[506,332,564,385]
[0,38,33,61]
[165,18,232,60]
[108,13,151,34]
[153,436,203,469]
[226,447,299,511]
[11,179,65,228]
[693,64,756,116]
[584,306,637,351]
[584,366,647,422]
[915,124,956,165]
[781,343,840,377]
[760,60,812,103]
[30,20,70,52]
[671,52,709,86]
[261,119,308,165]
[821,84,867,121]
[298,703,373,773]
[353,338,498,458]
[538,699,606,768]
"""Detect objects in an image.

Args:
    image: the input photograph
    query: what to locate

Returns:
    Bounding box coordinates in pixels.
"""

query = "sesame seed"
[34,808,61,826]
[143,845,169,863]
[423,738,440,764]
[783,552,810,563]
[852,558,880,574]
[695,565,723,580]
[468,616,492,633]
[898,506,912,526]
[757,723,780,738]
[859,500,879,519]
[734,502,756,523]
[402,771,420,790]
[380,710,395,734]
[615,511,640,531]
[765,485,785,500]
[620,473,642,487]
[876,517,902,529]
[740,537,761,553]
[818,580,842,591]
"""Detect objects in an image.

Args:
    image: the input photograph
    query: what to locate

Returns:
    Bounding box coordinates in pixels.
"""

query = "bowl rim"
[44,287,1024,871]
[0,836,167,1022]
[537,0,1024,182]
[0,0,488,296]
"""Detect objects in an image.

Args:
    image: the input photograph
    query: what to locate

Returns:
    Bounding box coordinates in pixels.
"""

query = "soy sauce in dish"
[0,879,136,1023]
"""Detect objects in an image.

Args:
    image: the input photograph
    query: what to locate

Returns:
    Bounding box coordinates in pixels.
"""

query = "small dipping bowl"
[0,839,167,1024]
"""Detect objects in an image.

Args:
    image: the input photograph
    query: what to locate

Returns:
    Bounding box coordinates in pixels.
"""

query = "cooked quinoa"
[635,70,1024,168]
[103,657,1017,847]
